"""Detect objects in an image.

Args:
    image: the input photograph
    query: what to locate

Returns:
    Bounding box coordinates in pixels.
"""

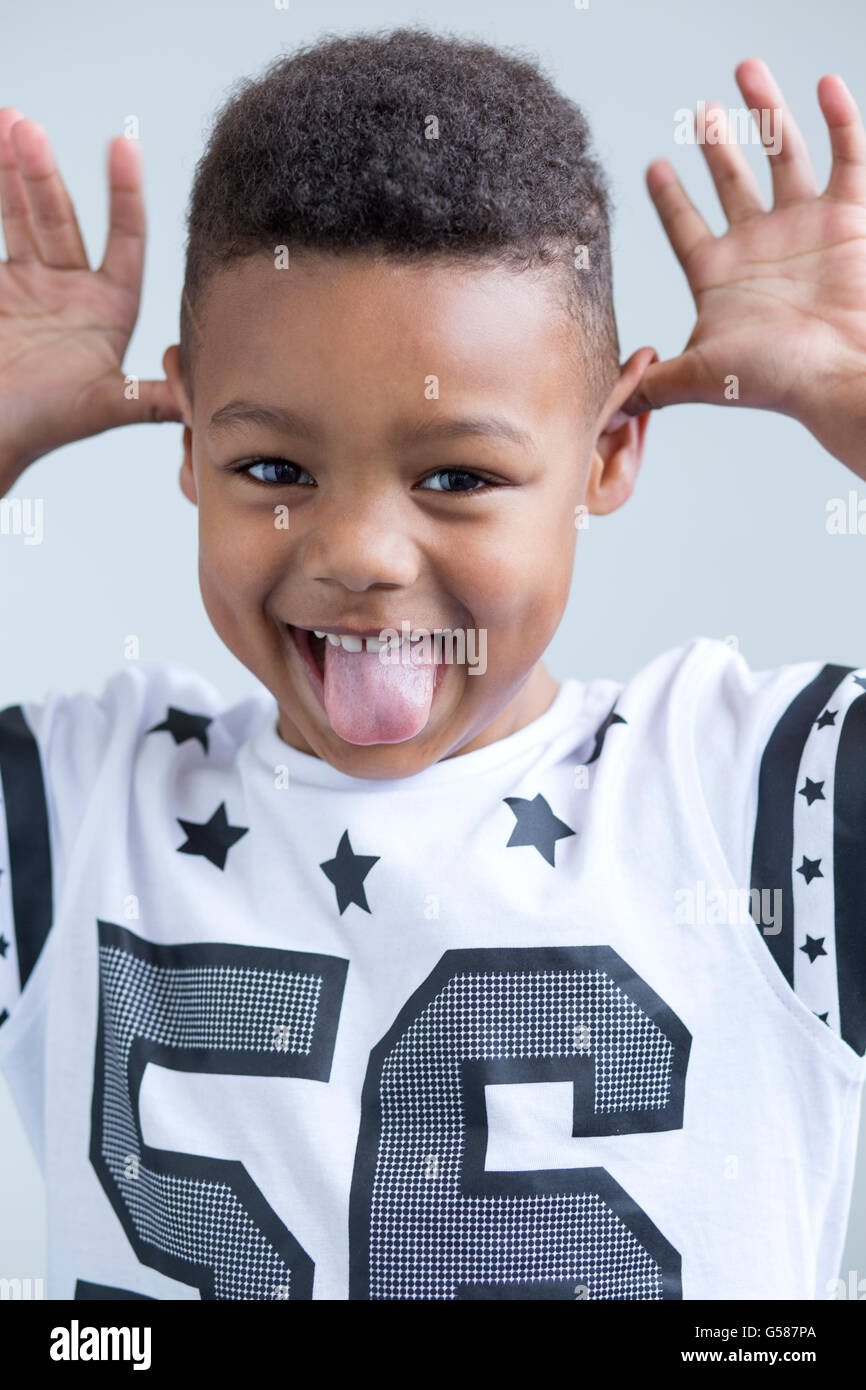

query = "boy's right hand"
[0,109,184,481]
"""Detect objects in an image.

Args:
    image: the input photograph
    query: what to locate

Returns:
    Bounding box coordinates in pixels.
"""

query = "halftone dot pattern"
[369,968,674,1299]
[97,942,322,1300]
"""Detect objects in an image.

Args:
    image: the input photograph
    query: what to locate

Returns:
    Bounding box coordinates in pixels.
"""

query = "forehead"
[193,251,582,424]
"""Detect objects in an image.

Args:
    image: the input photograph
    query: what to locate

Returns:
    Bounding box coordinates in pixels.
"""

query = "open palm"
[0,109,182,474]
[623,60,866,462]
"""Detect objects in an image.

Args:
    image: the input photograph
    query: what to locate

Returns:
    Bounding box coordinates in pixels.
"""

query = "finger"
[818,73,866,205]
[132,379,185,424]
[0,107,39,260]
[601,347,657,432]
[734,58,819,205]
[645,158,714,271]
[100,377,185,428]
[609,352,713,418]
[99,135,146,292]
[696,101,766,223]
[9,118,90,268]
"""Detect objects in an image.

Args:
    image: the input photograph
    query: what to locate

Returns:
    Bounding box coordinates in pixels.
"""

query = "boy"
[0,27,865,1300]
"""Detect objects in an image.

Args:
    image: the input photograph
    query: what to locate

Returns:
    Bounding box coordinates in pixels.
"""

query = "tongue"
[323,639,438,744]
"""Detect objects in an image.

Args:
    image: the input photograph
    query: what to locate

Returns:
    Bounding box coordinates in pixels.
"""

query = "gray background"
[1,0,864,1293]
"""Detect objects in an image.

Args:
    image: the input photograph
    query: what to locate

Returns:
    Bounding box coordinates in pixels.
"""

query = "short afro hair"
[180,25,620,415]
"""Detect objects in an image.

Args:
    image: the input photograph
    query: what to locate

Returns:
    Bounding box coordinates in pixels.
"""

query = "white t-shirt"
[0,635,864,1301]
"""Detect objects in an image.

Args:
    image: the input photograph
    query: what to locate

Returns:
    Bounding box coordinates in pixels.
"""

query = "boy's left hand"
[618,59,866,478]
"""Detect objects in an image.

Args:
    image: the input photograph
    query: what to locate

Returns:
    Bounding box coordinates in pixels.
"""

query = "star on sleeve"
[148,707,214,752]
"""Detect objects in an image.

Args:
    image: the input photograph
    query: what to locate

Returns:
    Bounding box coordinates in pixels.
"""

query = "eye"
[417,469,497,495]
[234,458,313,486]
[230,460,499,494]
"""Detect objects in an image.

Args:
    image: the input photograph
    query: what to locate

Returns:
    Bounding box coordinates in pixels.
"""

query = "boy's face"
[164,251,650,780]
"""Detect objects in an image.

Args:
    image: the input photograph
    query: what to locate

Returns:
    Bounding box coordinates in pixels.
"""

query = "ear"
[162,345,197,506]
[585,346,657,516]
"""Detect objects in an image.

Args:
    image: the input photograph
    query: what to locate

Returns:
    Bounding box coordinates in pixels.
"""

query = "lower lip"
[286,625,446,714]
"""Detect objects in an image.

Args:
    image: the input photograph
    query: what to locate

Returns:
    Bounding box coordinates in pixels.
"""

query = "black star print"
[0,1008,8,1029]
[796,855,824,885]
[0,934,8,958]
[800,935,828,964]
[504,794,575,867]
[176,802,248,869]
[798,777,826,806]
[320,830,380,915]
[853,675,866,692]
[814,1011,830,1025]
[815,709,837,729]
[586,706,627,765]
[148,707,213,753]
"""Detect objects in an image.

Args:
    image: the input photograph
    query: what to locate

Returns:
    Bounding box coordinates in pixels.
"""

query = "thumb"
[614,351,712,423]
[130,379,187,424]
[104,377,186,427]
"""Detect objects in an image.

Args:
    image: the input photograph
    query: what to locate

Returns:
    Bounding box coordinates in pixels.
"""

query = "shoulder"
[3,661,275,766]
[614,635,833,724]
[603,635,862,771]
[612,633,865,852]
[0,663,275,883]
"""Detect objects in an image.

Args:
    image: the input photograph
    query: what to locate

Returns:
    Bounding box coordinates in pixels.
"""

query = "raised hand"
[0,110,183,480]
[617,60,866,475]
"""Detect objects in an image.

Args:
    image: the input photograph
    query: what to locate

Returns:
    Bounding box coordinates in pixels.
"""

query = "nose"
[298,496,420,593]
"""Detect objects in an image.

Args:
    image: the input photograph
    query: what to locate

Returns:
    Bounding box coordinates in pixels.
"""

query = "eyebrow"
[396,413,533,450]
[207,399,533,450]
[208,401,324,442]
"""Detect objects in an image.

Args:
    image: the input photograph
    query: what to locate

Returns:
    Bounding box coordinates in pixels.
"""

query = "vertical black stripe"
[0,705,53,990]
[750,664,852,986]
[833,691,866,1055]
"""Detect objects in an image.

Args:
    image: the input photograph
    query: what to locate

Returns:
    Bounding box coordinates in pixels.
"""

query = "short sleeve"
[685,637,866,1056]
[0,663,226,1041]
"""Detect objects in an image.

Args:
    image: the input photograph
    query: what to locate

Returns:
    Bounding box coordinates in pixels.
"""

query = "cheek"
[455,517,575,634]
[197,507,287,628]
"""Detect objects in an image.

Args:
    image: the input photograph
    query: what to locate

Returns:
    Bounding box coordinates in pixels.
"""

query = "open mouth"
[308,631,326,677]
[287,625,326,691]
[287,623,446,696]
[285,623,449,745]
